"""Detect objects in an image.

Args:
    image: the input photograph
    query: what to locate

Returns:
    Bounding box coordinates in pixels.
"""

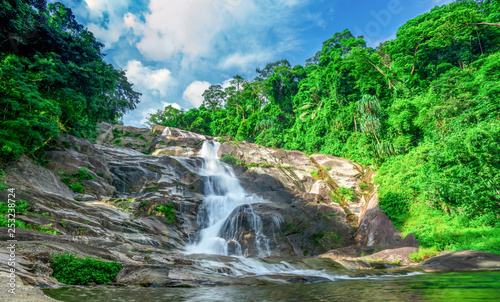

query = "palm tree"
[299,83,324,121]
[357,94,382,144]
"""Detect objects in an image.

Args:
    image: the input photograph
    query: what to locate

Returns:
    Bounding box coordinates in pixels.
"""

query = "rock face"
[0,123,415,287]
[0,271,58,301]
[417,250,500,272]
[356,189,401,246]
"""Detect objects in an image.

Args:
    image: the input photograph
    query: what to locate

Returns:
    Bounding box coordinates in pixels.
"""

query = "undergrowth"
[50,253,122,285]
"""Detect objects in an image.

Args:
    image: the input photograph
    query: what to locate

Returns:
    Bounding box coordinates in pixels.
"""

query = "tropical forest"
[1,0,500,300]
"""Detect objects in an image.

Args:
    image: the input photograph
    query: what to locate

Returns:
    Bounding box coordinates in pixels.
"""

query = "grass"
[0,200,60,234]
[409,247,441,263]
[338,186,356,201]
[58,168,94,194]
[309,170,319,178]
[221,154,244,166]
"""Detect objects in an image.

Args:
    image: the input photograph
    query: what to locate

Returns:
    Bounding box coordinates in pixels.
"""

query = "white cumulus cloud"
[125,0,258,61]
[221,52,273,70]
[82,0,132,47]
[182,81,211,108]
[125,60,172,96]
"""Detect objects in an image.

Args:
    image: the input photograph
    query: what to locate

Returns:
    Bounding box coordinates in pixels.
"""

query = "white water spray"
[185,141,269,256]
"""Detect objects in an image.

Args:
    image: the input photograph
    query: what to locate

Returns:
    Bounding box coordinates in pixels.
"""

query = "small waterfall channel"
[185,140,270,256]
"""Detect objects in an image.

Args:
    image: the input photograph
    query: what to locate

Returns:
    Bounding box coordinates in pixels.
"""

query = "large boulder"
[5,156,74,199]
[356,189,400,246]
[417,250,500,272]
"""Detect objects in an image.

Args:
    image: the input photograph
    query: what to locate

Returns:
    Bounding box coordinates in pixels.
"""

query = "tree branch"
[467,22,500,28]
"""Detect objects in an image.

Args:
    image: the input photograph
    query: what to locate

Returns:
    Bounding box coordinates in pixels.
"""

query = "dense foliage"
[149,1,500,253]
[0,0,140,162]
[50,253,123,285]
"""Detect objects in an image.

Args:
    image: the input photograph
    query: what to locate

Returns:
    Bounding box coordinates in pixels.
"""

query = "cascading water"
[185,140,270,256]
[183,140,420,282]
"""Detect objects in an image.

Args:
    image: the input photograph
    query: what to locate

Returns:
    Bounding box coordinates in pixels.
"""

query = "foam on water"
[185,141,269,256]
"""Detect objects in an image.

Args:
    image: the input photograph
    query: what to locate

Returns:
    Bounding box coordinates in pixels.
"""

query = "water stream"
[184,141,370,281]
[185,140,270,256]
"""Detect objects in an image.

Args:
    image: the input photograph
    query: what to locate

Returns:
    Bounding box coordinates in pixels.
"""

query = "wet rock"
[174,258,193,265]
[319,234,418,260]
[417,250,500,272]
[152,146,197,157]
[361,247,419,265]
[116,265,171,286]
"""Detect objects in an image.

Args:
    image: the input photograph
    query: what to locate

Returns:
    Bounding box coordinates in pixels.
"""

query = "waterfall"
[185,141,269,256]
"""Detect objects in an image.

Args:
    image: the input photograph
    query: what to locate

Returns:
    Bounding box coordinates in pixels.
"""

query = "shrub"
[409,247,440,263]
[338,186,356,201]
[0,170,7,191]
[155,203,175,223]
[69,183,84,194]
[51,253,122,285]
[74,168,94,181]
[221,154,243,166]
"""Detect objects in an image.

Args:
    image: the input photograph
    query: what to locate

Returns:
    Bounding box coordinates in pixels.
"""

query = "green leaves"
[50,253,122,285]
[155,203,176,223]
[0,2,140,163]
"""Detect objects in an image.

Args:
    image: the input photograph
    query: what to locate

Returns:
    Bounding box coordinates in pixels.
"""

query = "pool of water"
[43,271,500,302]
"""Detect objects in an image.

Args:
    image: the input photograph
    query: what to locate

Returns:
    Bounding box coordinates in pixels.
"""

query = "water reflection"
[44,272,500,302]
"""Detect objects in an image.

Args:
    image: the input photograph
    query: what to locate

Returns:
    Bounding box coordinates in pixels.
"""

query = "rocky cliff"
[2,124,496,290]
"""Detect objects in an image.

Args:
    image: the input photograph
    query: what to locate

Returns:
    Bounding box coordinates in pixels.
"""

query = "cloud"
[182,81,211,108]
[306,12,326,28]
[121,60,178,127]
[221,52,273,70]
[82,0,132,47]
[125,0,258,61]
[125,60,172,96]
[123,0,305,67]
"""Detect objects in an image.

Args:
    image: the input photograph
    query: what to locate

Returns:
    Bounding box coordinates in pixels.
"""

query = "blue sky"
[51,0,452,127]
